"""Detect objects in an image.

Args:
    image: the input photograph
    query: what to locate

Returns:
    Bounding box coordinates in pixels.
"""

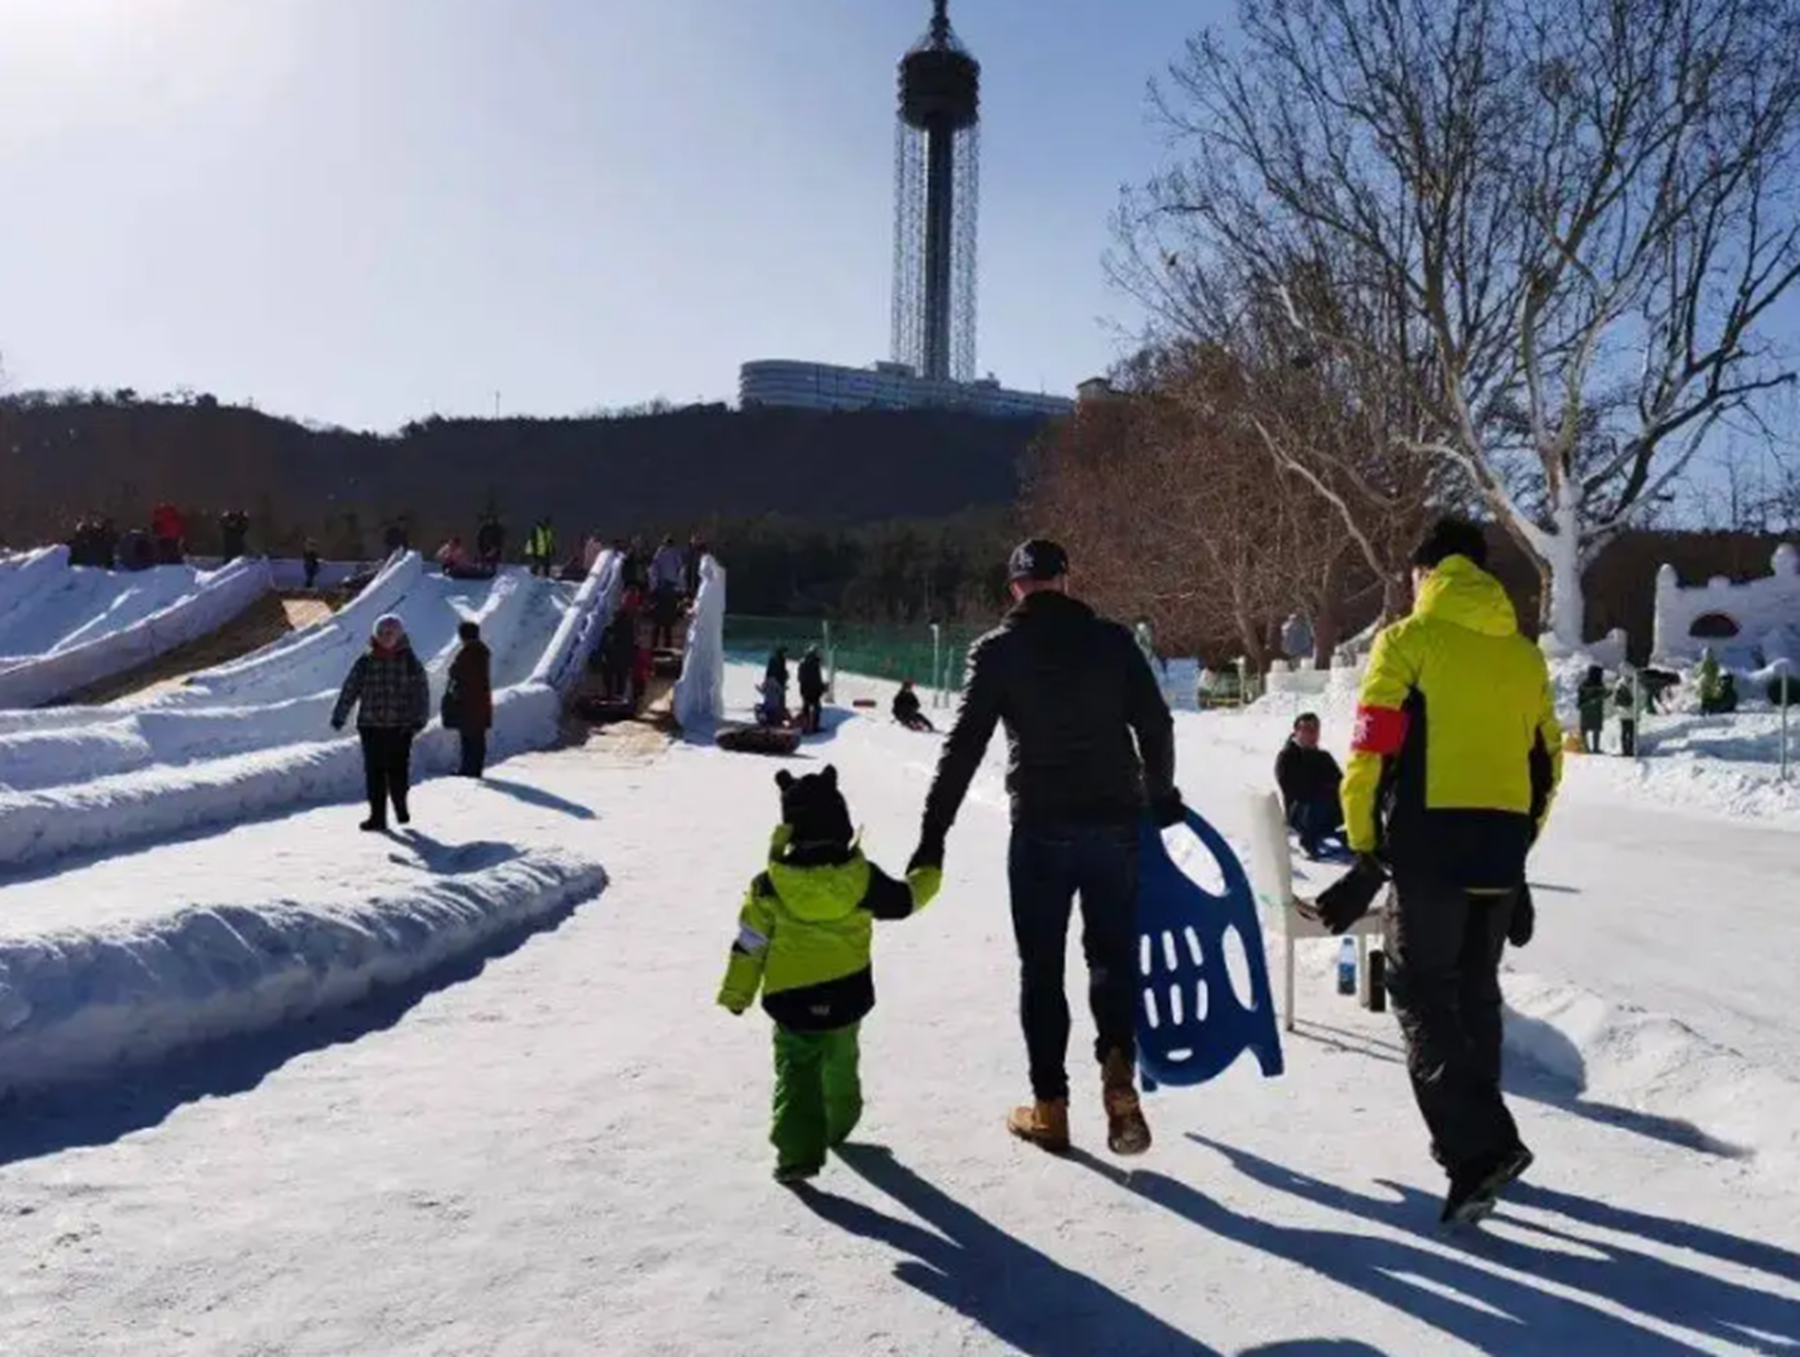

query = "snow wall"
[672,555,726,731]
[0,848,608,1100]
[0,557,273,709]
[1652,543,1800,669]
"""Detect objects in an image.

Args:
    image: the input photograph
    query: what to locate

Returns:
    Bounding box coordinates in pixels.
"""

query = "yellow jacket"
[1342,555,1562,889]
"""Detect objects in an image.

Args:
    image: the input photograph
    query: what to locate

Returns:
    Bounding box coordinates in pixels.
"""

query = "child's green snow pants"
[771,1021,863,1173]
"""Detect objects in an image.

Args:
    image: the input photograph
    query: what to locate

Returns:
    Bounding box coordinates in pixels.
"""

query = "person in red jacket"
[444,621,494,777]
[151,503,186,563]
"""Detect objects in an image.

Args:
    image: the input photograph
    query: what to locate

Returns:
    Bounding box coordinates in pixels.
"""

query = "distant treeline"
[0,391,1048,557]
[699,509,1017,623]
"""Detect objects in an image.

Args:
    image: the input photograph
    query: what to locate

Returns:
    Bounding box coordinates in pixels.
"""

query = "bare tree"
[1121,0,1800,649]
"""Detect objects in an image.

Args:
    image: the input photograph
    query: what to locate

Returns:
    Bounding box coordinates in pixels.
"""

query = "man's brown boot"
[1006,1098,1071,1153]
[1101,1050,1152,1156]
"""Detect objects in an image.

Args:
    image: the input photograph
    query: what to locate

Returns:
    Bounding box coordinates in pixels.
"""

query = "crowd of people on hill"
[63,504,251,571]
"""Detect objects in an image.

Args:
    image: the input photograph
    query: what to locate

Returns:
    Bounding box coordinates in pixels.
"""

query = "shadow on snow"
[0,892,593,1169]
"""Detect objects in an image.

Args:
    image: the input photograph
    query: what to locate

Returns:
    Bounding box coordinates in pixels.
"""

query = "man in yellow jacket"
[1337,517,1561,1224]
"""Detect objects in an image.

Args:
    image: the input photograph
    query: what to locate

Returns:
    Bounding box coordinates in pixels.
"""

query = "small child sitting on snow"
[717,765,940,1183]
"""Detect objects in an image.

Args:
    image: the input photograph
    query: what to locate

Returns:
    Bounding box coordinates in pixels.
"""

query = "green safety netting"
[723,616,988,692]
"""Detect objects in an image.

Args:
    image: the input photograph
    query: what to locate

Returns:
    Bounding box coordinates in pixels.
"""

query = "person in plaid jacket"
[332,612,431,832]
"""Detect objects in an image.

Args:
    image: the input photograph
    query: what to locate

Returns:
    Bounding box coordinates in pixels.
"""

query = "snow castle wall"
[1651,543,1800,668]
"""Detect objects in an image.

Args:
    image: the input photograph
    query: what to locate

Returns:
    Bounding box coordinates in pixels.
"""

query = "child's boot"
[1006,1098,1071,1153]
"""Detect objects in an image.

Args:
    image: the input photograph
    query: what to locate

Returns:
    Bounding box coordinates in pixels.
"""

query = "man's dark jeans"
[1007,822,1140,1102]
[1384,872,1522,1175]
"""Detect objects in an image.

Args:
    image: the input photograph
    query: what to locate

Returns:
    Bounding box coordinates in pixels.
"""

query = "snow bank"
[673,555,726,731]
[0,848,607,1099]
[0,557,273,709]
[1503,970,1800,1178]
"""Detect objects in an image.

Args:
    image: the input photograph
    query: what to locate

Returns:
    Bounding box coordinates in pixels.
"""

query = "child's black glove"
[1306,854,1389,934]
[1507,884,1535,948]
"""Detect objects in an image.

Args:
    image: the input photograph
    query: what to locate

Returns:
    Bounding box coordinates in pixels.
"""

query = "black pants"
[1007,823,1140,1101]
[651,585,678,649]
[1384,874,1521,1175]
[358,727,414,825]
[1618,719,1636,757]
[1287,796,1343,852]
[458,729,487,778]
[1581,725,1602,754]
[799,695,823,733]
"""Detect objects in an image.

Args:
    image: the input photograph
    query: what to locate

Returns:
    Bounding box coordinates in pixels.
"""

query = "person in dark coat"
[766,647,790,695]
[476,514,505,568]
[444,620,494,778]
[911,538,1182,1159]
[893,679,935,732]
[1275,712,1345,858]
[1576,666,1607,754]
[796,647,827,733]
[331,612,431,831]
[303,540,322,591]
[219,509,249,562]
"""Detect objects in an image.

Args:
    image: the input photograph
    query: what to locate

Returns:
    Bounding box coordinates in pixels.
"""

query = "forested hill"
[0,396,1050,554]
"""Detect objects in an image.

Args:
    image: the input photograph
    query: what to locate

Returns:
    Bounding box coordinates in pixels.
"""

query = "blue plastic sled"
[1135,808,1285,1091]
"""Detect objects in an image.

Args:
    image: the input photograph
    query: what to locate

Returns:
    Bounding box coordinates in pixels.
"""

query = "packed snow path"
[2,681,1798,1354]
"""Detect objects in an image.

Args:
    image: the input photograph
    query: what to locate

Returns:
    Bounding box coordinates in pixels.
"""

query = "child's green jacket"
[718,825,941,1031]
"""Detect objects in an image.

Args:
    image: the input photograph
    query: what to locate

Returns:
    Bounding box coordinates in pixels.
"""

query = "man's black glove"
[907,830,945,876]
[1507,883,1535,948]
[1308,853,1389,935]
[1149,789,1186,830]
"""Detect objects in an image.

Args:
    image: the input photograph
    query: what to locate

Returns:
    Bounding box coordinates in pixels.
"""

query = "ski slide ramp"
[0,549,274,709]
[0,551,624,870]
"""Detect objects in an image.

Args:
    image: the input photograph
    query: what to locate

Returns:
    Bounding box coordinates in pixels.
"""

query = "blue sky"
[0,0,1214,432]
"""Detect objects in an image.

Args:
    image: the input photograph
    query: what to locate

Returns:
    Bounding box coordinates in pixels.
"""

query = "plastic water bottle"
[1337,937,1357,996]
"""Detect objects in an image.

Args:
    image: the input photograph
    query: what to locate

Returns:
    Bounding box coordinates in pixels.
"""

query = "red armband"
[1351,704,1408,756]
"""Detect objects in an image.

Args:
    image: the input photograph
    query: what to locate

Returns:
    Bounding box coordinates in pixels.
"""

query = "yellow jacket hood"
[1413,555,1519,639]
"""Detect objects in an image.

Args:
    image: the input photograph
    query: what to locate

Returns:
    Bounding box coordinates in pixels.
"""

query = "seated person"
[755,674,790,728]
[892,679,935,732]
[1275,711,1344,858]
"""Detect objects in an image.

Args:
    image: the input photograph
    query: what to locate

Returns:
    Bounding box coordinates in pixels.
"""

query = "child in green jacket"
[718,765,940,1183]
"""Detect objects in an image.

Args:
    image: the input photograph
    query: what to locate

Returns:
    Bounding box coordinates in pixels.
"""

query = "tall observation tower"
[891,0,980,385]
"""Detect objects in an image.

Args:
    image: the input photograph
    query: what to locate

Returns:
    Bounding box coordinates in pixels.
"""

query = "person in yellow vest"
[527,517,558,577]
[1324,517,1562,1225]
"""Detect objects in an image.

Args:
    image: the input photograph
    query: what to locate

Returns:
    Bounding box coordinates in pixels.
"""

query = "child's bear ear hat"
[774,765,853,847]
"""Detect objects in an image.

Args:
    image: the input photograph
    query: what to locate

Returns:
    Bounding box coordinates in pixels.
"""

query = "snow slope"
[1,666,1796,1354]
[0,553,619,869]
[0,557,272,710]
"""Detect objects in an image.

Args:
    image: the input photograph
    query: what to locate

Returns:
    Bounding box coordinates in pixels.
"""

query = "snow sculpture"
[673,555,726,731]
[1651,544,1800,667]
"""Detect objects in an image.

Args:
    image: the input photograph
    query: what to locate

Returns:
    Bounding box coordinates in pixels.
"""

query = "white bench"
[1244,791,1386,1031]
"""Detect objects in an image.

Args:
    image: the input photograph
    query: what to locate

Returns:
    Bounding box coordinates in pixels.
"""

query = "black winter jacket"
[797,653,826,701]
[1275,739,1342,810]
[920,591,1175,837]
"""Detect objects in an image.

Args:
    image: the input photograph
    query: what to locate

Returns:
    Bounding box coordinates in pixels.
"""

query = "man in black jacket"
[910,539,1181,1157]
[1275,712,1345,858]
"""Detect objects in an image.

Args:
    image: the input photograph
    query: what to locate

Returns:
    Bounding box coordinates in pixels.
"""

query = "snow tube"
[715,724,800,756]
[1135,808,1284,1091]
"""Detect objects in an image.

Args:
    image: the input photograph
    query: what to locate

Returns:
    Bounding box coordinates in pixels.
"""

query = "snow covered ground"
[1,663,1797,1354]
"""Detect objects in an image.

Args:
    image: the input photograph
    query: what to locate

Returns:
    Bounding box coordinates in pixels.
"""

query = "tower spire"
[930,0,950,45]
